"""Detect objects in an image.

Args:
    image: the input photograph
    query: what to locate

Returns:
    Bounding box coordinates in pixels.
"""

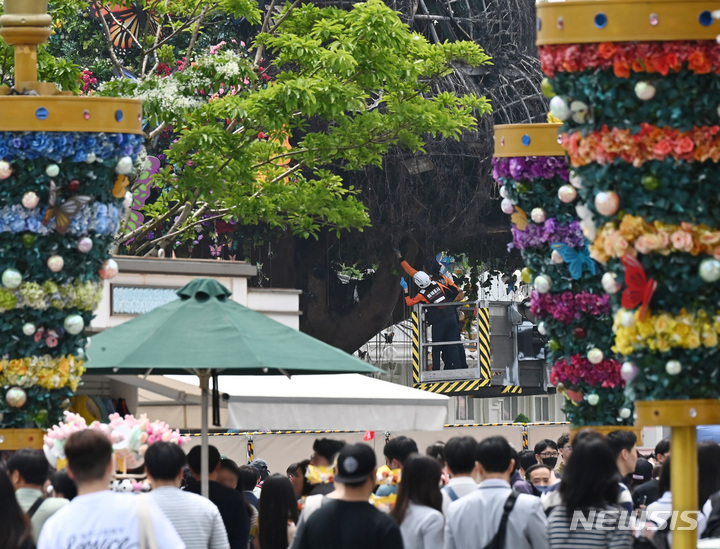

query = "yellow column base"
[0,428,45,450]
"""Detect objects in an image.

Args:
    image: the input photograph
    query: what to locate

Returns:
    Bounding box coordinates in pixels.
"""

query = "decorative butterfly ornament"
[620,254,657,321]
[42,181,92,235]
[511,207,528,231]
[550,242,597,280]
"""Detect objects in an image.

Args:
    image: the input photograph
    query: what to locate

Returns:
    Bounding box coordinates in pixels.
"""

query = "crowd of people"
[2,427,720,549]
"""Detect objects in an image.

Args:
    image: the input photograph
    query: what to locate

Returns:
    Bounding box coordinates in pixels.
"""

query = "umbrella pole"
[198,370,211,498]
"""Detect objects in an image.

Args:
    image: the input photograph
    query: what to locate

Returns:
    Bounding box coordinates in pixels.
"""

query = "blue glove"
[399,277,408,290]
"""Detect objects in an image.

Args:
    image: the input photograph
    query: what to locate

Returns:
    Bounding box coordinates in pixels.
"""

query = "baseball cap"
[632,458,653,482]
[334,443,376,484]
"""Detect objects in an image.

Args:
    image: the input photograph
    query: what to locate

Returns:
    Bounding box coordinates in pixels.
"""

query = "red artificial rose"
[665,53,681,72]
[674,136,695,155]
[654,55,669,76]
[688,50,712,74]
[613,60,630,78]
[598,42,617,60]
[632,58,645,73]
[652,140,673,158]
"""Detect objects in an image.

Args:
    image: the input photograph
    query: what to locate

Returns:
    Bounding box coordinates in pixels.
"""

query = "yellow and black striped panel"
[501,385,523,394]
[477,307,492,380]
[522,430,529,449]
[414,378,491,395]
[412,311,420,384]
[247,438,254,462]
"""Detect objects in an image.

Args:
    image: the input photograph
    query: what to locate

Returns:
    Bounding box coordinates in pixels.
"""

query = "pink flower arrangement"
[531,290,612,325]
[550,354,624,389]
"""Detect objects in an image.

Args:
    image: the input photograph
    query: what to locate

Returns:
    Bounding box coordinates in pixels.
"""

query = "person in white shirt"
[444,435,549,549]
[145,441,230,549]
[38,429,185,549]
[390,454,444,549]
[441,436,478,515]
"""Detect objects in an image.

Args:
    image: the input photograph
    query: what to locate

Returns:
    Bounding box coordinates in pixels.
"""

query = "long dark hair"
[698,442,720,509]
[390,454,443,524]
[0,469,34,549]
[257,474,300,549]
[559,432,620,516]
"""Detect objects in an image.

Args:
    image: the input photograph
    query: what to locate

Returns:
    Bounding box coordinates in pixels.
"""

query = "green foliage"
[513,413,531,424]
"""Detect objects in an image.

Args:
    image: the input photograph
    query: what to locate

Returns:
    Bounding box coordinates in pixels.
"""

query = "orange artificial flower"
[598,42,617,60]
[688,51,712,74]
[613,60,631,78]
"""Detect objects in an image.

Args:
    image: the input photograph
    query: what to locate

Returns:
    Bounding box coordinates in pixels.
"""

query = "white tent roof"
[127,373,449,432]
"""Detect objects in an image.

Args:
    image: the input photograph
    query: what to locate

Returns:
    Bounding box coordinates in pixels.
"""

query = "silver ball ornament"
[2,268,22,289]
[531,208,547,224]
[21,192,39,209]
[47,255,64,273]
[45,164,60,178]
[499,186,509,199]
[64,314,85,335]
[549,96,570,121]
[558,184,578,203]
[115,156,134,175]
[569,171,583,189]
[77,237,93,254]
[665,360,682,376]
[634,81,656,101]
[99,259,119,280]
[587,348,604,364]
[6,387,27,408]
[551,250,564,264]
[501,198,515,215]
[621,361,639,382]
[0,160,12,179]
[533,275,552,294]
[595,191,620,216]
[699,258,720,283]
[601,272,621,294]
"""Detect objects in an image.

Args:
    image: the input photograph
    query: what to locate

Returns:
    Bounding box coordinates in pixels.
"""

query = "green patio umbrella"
[85,278,381,496]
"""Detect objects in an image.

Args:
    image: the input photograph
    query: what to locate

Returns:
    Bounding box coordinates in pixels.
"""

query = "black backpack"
[482,491,519,549]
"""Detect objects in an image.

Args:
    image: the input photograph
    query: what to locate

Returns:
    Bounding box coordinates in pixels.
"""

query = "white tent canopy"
[113,373,449,432]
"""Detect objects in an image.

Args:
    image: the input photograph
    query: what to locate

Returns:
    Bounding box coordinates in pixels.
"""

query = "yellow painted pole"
[671,425,697,549]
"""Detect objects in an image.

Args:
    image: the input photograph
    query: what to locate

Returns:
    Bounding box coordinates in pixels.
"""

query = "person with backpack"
[441,436,478,515]
[444,436,548,549]
[397,252,461,370]
[6,449,67,542]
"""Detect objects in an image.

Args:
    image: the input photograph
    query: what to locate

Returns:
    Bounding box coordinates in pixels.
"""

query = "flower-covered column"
[493,124,630,428]
[537,1,720,546]
[0,2,142,436]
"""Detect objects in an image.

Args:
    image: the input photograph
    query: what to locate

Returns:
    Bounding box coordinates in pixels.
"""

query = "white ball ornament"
[99,259,119,280]
[22,323,36,336]
[64,314,85,335]
[534,275,552,294]
[47,255,64,273]
[621,361,639,382]
[619,407,632,419]
[531,208,547,224]
[601,272,621,294]
[537,322,547,336]
[665,360,682,376]
[0,160,12,179]
[699,258,720,283]
[77,237,93,254]
[558,184,578,203]
[634,81,656,101]
[586,394,600,406]
[21,191,39,209]
[620,310,636,327]
[85,152,97,164]
[45,164,60,177]
[123,191,133,208]
[2,268,22,289]
[551,250,564,264]
[501,198,515,214]
[550,96,571,121]
[595,191,620,216]
[115,156,134,175]
[569,171,583,189]
[587,348,604,364]
[499,186,509,199]
[6,387,27,408]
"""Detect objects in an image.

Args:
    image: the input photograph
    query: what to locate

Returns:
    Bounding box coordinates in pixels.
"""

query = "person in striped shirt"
[145,442,230,549]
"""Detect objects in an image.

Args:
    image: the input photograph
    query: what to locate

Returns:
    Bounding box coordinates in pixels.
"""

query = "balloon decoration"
[0,4,143,429]
[493,124,631,426]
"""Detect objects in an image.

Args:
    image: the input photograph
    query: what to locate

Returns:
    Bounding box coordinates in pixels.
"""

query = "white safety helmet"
[413,271,431,289]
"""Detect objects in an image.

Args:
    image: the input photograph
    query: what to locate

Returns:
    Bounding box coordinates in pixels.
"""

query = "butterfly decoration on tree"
[511,207,528,231]
[209,244,224,259]
[124,156,160,242]
[89,1,161,52]
[620,254,657,321]
[550,242,597,280]
[43,181,92,235]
